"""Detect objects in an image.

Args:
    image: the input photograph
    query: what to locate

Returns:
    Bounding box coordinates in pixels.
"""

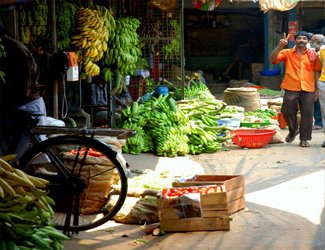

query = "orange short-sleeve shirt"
[272,48,322,92]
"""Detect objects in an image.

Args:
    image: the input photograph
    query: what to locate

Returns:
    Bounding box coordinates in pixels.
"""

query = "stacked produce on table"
[0,157,69,249]
[117,76,233,156]
[241,108,278,127]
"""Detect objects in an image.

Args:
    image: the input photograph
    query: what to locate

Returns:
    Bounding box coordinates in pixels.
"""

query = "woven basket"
[231,129,276,148]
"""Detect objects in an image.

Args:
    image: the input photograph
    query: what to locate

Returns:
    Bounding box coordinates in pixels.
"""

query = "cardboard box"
[251,63,264,84]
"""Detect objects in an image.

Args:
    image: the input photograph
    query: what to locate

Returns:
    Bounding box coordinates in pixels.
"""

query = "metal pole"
[180,0,185,100]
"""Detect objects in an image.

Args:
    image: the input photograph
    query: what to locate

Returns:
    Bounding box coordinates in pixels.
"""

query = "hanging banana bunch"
[94,5,116,85]
[56,0,78,51]
[19,0,48,45]
[71,7,109,77]
[104,17,142,95]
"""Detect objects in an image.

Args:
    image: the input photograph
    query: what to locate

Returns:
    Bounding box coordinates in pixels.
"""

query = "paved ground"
[63,128,325,250]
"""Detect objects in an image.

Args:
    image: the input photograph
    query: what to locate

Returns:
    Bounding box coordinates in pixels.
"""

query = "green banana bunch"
[103,17,142,95]
[117,94,190,156]
[162,20,181,60]
[56,0,77,51]
[154,125,189,157]
[122,122,153,154]
[102,67,113,83]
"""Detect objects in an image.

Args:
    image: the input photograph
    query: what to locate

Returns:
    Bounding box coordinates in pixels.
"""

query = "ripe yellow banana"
[3,178,20,187]
[13,185,26,196]
[0,178,16,197]
[0,158,14,172]
[0,185,4,198]
[25,174,48,188]
[13,169,36,188]
[1,169,35,188]
[0,154,17,162]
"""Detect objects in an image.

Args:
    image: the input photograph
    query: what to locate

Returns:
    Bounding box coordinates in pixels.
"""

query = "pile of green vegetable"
[116,78,233,157]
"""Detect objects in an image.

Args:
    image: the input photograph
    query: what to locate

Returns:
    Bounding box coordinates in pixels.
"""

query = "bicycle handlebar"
[31,126,136,139]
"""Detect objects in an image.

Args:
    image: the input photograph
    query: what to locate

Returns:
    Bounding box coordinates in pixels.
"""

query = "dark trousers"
[314,99,323,127]
[281,90,314,141]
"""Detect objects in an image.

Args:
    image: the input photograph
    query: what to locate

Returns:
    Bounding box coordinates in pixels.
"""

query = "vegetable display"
[117,78,232,156]
[161,185,224,198]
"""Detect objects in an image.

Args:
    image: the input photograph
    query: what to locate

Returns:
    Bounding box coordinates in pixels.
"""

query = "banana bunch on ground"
[71,7,109,77]
[19,0,48,45]
[0,158,69,249]
[121,122,153,155]
[56,0,78,51]
[118,81,231,156]
[118,95,190,157]
[177,98,232,155]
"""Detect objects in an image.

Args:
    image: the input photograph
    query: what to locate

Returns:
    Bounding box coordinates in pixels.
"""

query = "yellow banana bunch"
[0,159,49,198]
[84,60,100,77]
[71,7,109,77]
[18,0,48,45]
[0,158,69,249]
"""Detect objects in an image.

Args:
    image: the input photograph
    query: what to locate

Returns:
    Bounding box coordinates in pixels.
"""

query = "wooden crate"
[159,217,230,232]
[157,187,231,232]
[157,175,245,232]
[172,175,245,214]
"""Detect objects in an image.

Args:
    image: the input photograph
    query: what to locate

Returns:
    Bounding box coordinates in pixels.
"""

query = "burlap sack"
[224,87,261,112]
[61,153,119,215]
[111,195,159,224]
[262,124,285,144]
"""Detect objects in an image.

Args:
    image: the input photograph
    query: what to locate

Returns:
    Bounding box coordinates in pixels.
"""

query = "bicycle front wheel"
[19,135,128,233]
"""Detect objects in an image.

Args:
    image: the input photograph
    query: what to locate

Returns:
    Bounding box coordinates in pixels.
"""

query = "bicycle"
[16,114,135,235]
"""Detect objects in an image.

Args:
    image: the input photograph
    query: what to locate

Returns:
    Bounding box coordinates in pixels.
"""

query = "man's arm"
[269,33,290,63]
[269,46,284,63]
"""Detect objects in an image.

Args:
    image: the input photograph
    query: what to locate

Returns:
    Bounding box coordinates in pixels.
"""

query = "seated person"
[87,76,132,126]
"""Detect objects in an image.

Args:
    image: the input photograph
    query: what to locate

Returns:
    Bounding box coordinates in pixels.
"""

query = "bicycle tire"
[19,135,128,233]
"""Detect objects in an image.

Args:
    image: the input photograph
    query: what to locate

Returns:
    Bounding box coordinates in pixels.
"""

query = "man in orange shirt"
[270,31,322,147]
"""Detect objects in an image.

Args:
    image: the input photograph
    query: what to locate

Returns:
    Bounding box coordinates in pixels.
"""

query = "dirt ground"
[63,128,325,250]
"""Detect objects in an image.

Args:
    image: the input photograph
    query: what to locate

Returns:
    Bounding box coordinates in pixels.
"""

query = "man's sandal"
[285,130,299,143]
[299,141,310,147]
